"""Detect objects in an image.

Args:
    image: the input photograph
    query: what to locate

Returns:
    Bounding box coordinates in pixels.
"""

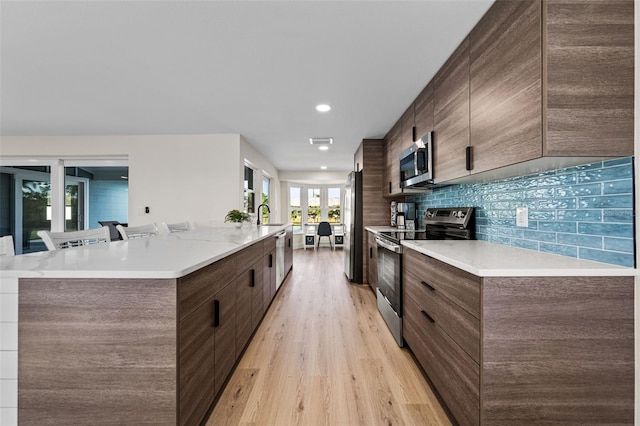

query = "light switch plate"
[516,207,528,227]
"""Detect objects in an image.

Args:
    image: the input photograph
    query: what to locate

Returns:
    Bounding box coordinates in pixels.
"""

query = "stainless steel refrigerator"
[343,171,363,282]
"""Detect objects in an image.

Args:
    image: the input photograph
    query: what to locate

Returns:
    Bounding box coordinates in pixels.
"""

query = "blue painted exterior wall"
[406,157,635,267]
[88,180,128,229]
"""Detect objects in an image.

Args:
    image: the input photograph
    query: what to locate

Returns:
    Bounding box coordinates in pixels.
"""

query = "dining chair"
[98,220,123,241]
[116,223,158,240]
[37,227,110,251]
[316,221,333,250]
[0,235,15,256]
[161,221,191,233]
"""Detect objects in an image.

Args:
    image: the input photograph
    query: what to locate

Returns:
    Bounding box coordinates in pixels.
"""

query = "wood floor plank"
[208,249,450,425]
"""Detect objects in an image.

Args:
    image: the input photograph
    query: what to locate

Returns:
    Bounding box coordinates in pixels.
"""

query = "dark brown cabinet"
[382,122,403,196]
[284,226,293,276]
[544,0,633,157]
[382,0,633,188]
[469,0,542,175]
[402,246,634,425]
[413,82,434,142]
[433,37,470,183]
[366,231,378,292]
[178,256,236,426]
[236,259,263,359]
[263,249,276,310]
[355,140,391,284]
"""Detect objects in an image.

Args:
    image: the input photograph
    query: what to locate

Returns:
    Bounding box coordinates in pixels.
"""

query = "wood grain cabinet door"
[213,282,236,396]
[383,122,403,196]
[470,0,542,174]
[544,0,634,157]
[285,227,293,274]
[433,37,471,183]
[179,296,217,426]
[250,258,265,332]
[366,232,378,292]
[414,82,434,142]
[263,249,276,311]
[235,269,254,358]
[400,103,416,152]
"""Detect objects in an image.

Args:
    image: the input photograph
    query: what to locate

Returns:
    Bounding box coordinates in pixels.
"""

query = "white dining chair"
[161,221,191,233]
[0,235,15,256]
[37,227,110,251]
[116,223,158,240]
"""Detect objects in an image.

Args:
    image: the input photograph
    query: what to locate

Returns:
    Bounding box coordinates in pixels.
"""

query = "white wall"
[0,134,273,228]
[240,136,281,223]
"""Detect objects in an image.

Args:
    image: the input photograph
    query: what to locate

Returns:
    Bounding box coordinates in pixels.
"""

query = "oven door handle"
[375,236,401,253]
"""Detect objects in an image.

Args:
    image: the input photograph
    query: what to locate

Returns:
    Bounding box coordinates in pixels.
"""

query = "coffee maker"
[390,202,416,229]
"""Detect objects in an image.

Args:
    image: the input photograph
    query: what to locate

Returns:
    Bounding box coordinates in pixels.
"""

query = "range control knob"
[454,210,466,219]
[425,211,434,218]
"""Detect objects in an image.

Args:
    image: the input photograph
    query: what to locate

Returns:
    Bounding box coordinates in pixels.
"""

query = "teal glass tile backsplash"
[406,157,635,267]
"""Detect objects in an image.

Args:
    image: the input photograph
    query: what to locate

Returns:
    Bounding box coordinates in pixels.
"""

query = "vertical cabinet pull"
[466,146,473,171]
[412,126,416,142]
[421,310,435,323]
[213,299,220,328]
[370,247,373,258]
[389,182,392,194]
[421,281,435,291]
[250,269,255,287]
[288,238,291,248]
[269,253,273,268]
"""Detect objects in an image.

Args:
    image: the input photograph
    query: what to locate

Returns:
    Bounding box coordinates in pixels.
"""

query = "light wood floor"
[208,248,451,426]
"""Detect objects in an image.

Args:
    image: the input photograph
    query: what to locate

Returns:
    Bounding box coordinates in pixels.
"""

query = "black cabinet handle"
[412,126,416,142]
[288,238,291,248]
[421,310,435,323]
[420,281,435,291]
[250,269,255,287]
[269,253,273,268]
[389,182,392,194]
[213,299,220,327]
[370,247,373,259]
[466,146,473,171]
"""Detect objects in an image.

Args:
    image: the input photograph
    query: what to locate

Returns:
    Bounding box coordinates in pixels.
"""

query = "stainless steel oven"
[376,207,475,347]
[376,234,403,346]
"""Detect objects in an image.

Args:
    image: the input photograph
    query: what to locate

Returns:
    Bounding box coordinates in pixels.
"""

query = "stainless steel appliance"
[376,207,475,346]
[399,131,434,189]
[390,202,416,228]
[344,171,363,282]
[275,230,286,290]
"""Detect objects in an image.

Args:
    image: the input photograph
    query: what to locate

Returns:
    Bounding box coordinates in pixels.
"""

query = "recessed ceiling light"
[318,146,329,151]
[316,104,331,112]
[309,137,333,145]
[320,166,327,170]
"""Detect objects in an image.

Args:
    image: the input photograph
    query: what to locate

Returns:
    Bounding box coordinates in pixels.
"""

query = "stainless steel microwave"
[399,131,433,188]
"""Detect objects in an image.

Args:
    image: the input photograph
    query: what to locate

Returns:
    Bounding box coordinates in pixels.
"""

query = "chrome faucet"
[257,204,270,225]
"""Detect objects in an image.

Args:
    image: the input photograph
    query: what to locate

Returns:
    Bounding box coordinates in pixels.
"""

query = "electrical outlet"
[516,207,528,227]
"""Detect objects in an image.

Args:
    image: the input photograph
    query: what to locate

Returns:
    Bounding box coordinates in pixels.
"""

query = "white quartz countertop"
[402,240,636,277]
[0,225,290,279]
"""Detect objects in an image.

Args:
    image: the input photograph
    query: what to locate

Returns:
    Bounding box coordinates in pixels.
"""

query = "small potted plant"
[225,209,251,228]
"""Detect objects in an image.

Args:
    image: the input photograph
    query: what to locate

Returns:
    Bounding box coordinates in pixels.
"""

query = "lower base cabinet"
[402,247,634,425]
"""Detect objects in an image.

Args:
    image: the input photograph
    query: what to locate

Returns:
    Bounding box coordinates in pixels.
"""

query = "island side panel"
[481,276,634,425]
[19,278,178,425]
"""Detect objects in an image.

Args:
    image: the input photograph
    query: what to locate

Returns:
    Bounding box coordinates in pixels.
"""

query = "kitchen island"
[0,224,293,426]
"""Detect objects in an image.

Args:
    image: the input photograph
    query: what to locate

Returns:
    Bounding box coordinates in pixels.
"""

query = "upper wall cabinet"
[400,103,416,152]
[469,0,542,175]
[383,121,403,196]
[433,37,471,183]
[544,0,634,157]
[381,0,633,187]
[414,82,434,142]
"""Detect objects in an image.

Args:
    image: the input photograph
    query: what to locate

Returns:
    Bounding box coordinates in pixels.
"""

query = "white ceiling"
[0,0,494,172]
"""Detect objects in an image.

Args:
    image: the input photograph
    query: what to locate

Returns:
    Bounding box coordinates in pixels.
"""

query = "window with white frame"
[287,184,344,233]
[261,176,270,224]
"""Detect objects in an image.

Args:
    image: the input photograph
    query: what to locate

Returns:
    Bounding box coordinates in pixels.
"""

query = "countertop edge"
[402,240,637,277]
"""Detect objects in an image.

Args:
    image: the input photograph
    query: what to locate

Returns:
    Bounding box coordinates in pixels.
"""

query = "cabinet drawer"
[236,241,263,275]
[404,248,480,318]
[404,296,480,426]
[179,255,236,321]
[263,236,276,255]
[404,267,480,363]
